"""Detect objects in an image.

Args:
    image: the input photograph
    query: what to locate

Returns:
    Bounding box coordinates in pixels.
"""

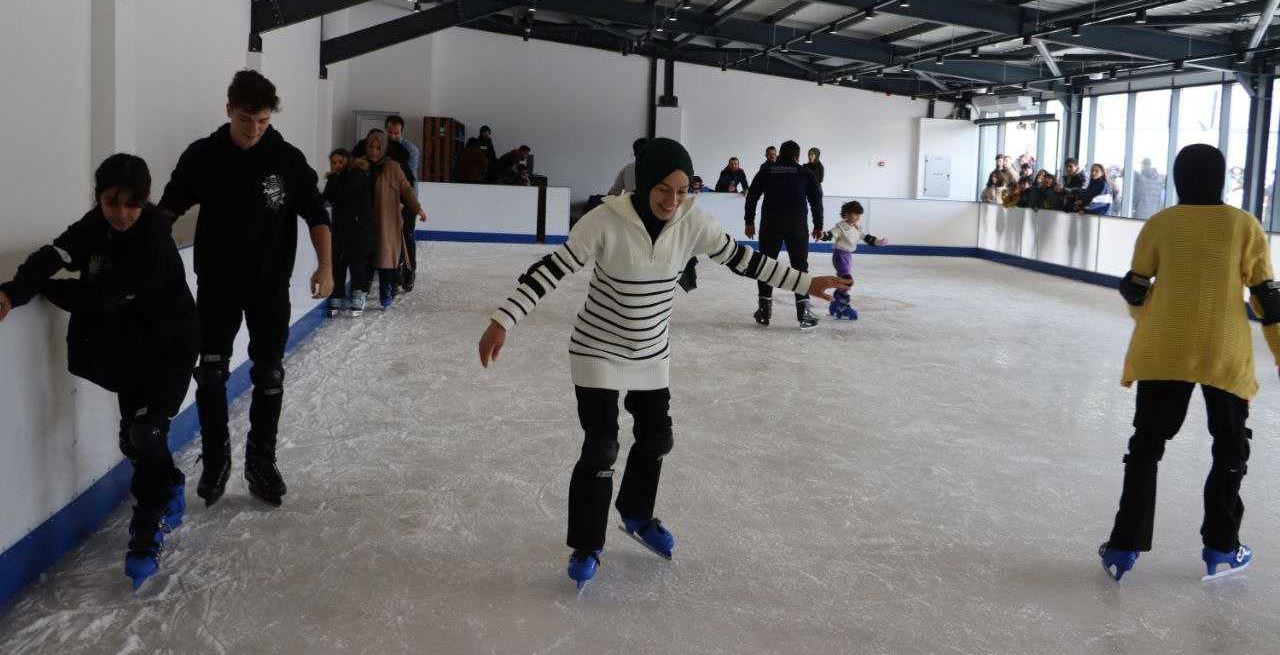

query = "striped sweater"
[491,194,813,390]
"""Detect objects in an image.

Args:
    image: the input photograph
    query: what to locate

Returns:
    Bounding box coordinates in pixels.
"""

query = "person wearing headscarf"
[476,138,848,590]
[1099,144,1280,582]
[802,147,825,186]
[363,129,427,310]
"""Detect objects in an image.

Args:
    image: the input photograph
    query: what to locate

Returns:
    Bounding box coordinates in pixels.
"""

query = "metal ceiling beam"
[319,0,516,65]
[1246,0,1279,63]
[251,0,374,34]
[815,0,1020,34]
[1032,38,1062,77]
[914,70,949,91]
[879,22,943,43]
[764,1,811,24]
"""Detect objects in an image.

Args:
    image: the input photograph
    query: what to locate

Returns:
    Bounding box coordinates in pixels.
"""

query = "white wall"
[916,118,980,201]
[261,17,326,171]
[416,182,570,237]
[428,28,650,204]
[0,2,93,275]
[673,62,945,200]
[332,3,436,153]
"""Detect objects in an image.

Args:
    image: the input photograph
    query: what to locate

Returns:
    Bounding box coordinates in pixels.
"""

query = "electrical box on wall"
[923,155,952,198]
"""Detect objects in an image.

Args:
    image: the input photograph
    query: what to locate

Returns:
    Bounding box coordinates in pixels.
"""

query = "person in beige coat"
[364,129,426,310]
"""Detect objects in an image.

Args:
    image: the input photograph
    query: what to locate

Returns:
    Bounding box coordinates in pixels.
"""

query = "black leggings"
[568,386,673,551]
[1108,381,1251,552]
[757,222,810,302]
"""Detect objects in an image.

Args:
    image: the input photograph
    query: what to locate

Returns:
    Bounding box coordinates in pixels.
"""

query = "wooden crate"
[421,117,466,182]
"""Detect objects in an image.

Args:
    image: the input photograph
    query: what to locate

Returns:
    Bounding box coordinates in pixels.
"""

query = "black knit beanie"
[1173,143,1226,206]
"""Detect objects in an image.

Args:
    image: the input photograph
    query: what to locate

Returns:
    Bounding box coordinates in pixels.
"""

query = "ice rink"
[3,241,1280,655]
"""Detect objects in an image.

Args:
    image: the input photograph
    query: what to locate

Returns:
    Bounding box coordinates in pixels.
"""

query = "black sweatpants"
[195,279,291,457]
[568,386,673,551]
[118,355,194,530]
[331,219,373,298]
[1108,381,1251,552]
[757,220,810,302]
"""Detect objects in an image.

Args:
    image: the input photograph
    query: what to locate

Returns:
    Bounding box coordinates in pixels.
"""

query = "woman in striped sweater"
[477,139,849,590]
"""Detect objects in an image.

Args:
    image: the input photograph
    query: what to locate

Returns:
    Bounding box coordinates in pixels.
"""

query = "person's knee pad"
[634,429,674,461]
[127,414,170,462]
[1123,438,1167,465]
[250,362,285,395]
[578,439,620,474]
[194,355,230,390]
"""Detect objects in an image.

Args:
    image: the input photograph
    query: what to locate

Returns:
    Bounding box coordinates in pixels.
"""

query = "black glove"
[677,257,698,293]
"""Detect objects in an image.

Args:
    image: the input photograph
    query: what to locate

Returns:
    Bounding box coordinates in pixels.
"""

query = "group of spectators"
[457,125,536,185]
[982,154,1114,215]
[607,140,826,198]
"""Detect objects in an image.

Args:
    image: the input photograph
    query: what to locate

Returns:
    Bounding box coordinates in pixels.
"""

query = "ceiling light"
[1070,25,1081,37]
[805,34,814,44]
[1234,51,1248,64]
[936,54,945,65]
[781,43,790,52]
[656,25,665,32]
[1023,35,1033,45]
[412,1,421,11]
[828,24,840,34]
[668,14,677,22]
[1135,10,1147,24]
[970,47,979,58]
[1173,59,1184,71]
[683,2,694,8]
[865,8,876,19]
[899,1,911,6]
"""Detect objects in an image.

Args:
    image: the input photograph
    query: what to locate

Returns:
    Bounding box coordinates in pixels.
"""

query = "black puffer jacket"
[0,206,197,392]
[159,124,329,284]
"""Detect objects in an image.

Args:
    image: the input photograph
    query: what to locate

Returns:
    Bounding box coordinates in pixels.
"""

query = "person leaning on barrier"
[0,154,198,588]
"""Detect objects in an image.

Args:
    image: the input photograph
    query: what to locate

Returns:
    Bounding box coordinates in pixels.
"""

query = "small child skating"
[820,201,885,320]
[1099,144,1280,582]
[477,139,849,591]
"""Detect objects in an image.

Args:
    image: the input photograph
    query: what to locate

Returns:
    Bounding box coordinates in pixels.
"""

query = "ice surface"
[3,241,1280,654]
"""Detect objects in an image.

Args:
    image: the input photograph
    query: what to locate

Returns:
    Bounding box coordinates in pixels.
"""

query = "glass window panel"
[1265,79,1280,224]
[1005,119,1039,180]
[1092,93,1128,216]
[978,125,999,200]
[1081,96,1094,164]
[1173,84,1224,205]
[1227,83,1250,208]
[1131,89,1171,219]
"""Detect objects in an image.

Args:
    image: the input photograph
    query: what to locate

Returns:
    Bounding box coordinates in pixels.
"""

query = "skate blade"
[618,524,673,560]
[1100,561,1127,582]
[1202,561,1250,582]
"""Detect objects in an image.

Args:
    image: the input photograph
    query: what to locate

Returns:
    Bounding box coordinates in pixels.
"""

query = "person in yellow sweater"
[1099,144,1280,582]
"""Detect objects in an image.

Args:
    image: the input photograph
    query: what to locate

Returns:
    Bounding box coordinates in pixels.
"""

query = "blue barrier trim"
[0,301,327,609]
[975,250,1122,288]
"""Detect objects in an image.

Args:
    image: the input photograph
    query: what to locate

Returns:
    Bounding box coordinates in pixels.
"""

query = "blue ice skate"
[124,526,167,590]
[1202,545,1252,581]
[567,549,601,591]
[1099,542,1139,581]
[834,303,859,321]
[161,482,185,532]
[620,516,675,560]
[327,297,344,318]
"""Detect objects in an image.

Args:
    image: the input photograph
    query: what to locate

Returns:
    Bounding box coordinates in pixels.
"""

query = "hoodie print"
[262,173,287,211]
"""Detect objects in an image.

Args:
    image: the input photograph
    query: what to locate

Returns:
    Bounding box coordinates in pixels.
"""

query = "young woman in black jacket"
[0,154,198,589]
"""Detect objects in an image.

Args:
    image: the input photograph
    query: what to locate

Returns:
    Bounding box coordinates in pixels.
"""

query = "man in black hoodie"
[159,70,332,508]
[744,140,824,328]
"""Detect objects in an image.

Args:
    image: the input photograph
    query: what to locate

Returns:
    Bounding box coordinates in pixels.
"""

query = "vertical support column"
[1242,69,1274,218]
[1085,96,1098,167]
[90,0,137,164]
[1165,88,1181,206]
[1064,92,1082,159]
[247,32,264,71]
[1121,91,1137,218]
[1219,82,1233,157]
[647,57,658,139]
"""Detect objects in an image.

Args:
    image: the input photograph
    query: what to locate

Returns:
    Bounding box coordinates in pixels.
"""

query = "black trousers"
[1108,381,1252,552]
[117,356,193,528]
[757,221,809,302]
[568,386,674,551]
[399,207,417,286]
[331,220,372,298]
[195,279,291,457]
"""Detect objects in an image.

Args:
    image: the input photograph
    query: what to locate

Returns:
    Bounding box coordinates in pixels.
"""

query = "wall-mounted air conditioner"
[970,95,1035,116]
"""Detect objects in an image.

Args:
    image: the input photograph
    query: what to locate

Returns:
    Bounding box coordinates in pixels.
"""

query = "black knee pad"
[194,355,230,389]
[251,362,285,395]
[635,429,674,461]
[578,439,620,473]
[127,415,170,461]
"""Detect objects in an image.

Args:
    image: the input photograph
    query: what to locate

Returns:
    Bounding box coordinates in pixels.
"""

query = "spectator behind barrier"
[715,157,750,193]
[458,138,489,183]
[1083,164,1114,215]
[980,172,1007,205]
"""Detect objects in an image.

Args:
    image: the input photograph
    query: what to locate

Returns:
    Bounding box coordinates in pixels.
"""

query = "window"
[978,124,999,200]
[1265,78,1280,226]
[1041,100,1063,176]
[1130,90,1171,219]
[1175,85,1223,153]
[1226,83,1250,208]
[1005,119,1039,179]
[1092,93,1129,216]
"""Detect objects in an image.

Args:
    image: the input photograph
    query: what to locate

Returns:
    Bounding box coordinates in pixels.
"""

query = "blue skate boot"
[327,297,344,318]
[567,549,601,591]
[834,303,859,321]
[1202,545,1253,581]
[620,516,675,560]
[1098,542,1139,581]
[124,512,169,590]
[161,480,185,532]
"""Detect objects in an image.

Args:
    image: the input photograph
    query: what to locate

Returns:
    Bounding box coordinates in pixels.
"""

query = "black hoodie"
[744,159,824,229]
[159,124,329,284]
[0,206,197,391]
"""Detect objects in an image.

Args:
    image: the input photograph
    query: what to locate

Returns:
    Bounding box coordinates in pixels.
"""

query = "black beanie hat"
[1173,143,1226,206]
[634,138,695,199]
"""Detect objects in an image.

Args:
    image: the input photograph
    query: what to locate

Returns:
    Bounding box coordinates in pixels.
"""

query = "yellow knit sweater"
[1122,205,1280,399]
